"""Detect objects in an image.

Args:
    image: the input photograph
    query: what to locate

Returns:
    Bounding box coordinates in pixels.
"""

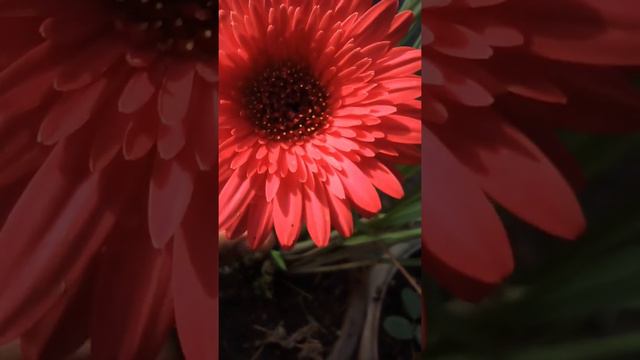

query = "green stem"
[345,228,421,247]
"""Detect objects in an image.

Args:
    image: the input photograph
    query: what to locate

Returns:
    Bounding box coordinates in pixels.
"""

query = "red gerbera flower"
[423,0,640,299]
[0,0,217,358]
[218,0,422,249]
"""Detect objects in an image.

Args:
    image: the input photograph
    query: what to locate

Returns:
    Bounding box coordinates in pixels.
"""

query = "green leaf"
[270,250,288,271]
[343,228,421,247]
[397,165,421,178]
[398,0,422,48]
[384,315,415,341]
[400,0,422,15]
[369,192,421,229]
[381,201,421,227]
[412,34,422,49]
[402,288,422,320]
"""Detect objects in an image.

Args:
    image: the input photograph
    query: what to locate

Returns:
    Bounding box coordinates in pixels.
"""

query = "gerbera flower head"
[0,0,217,358]
[219,0,422,249]
[422,0,640,299]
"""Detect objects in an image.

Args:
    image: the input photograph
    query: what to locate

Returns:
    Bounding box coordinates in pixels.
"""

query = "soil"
[219,256,350,360]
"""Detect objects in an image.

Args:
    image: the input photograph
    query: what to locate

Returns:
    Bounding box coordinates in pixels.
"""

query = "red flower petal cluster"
[219,0,422,249]
[0,1,217,358]
[423,0,640,299]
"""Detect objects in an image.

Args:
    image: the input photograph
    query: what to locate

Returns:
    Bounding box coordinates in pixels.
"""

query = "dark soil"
[219,257,350,360]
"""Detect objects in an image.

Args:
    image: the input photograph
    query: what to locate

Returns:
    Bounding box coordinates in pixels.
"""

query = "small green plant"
[383,288,422,345]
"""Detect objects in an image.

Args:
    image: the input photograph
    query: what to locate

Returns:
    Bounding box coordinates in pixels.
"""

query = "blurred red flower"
[218,0,421,249]
[0,0,217,358]
[423,0,640,299]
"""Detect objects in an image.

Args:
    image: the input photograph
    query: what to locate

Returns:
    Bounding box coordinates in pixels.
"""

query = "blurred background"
[424,132,640,360]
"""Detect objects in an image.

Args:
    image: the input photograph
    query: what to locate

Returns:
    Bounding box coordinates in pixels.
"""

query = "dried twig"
[384,246,422,296]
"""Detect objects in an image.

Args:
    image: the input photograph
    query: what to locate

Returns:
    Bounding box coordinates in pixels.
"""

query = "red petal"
[360,159,405,199]
[273,175,303,248]
[90,229,173,360]
[422,129,513,298]
[20,275,93,359]
[327,191,353,238]
[119,70,156,114]
[303,181,331,247]
[158,61,195,125]
[438,113,586,239]
[0,140,121,343]
[337,156,381,214]
[173,172,218,360]
[38,78,107,145]
[148,156,194,248]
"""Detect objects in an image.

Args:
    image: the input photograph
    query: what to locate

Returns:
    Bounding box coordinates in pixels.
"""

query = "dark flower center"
[112,0,215,57]
[243,63,330,142]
